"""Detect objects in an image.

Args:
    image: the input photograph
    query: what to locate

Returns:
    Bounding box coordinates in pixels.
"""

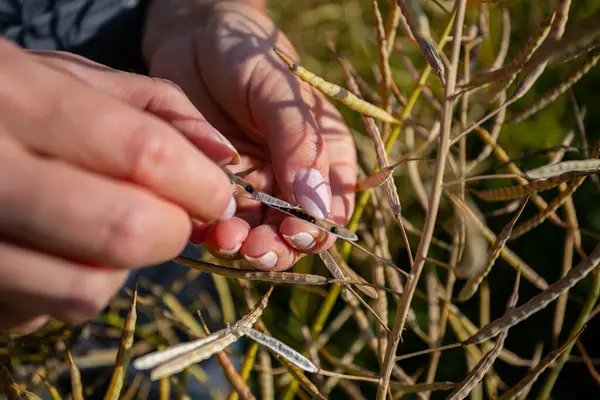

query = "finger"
[281,96,358,253]
[145,34,256,153]
[0,40,234,223]
[0,302,48,334]
[229,160,274,225]
[197,7,332,219]
[203,217,251,260]
[190,158,271,244]
[0,142,192,268]
[0,240,128,324]
[240,224,303,271]
[30,49,240,166]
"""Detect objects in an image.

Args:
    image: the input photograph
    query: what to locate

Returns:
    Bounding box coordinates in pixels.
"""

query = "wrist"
[142,0,266,64]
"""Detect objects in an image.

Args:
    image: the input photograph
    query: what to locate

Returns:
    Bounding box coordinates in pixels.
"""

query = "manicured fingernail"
[213,127,241,164]
[283,232,316,250]
[293,169,331,219]
[244,251,278,269]
[219,197,237,221]
[211,243,242,260]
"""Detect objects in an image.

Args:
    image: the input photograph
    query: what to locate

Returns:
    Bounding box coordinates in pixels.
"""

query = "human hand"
[143,0,358,271]
[0,39,238,333]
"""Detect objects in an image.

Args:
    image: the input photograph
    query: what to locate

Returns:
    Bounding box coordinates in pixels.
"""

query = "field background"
[265,1,600,398]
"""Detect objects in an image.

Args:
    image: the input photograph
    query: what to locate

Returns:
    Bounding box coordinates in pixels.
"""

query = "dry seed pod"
[226,167,358,241]
[236,326,318,373]
[497,328,583,400]
[39,375,62,400]
[65,348,83,400]
[389,381,458,393]
[272,48,399,124]
[490,3,569,102]
[0,364,22,400]
[523,159,600,180]
[133,333,227,371]
[396,0,446,84]
[549,0,572,40]
[134,288,273,379]
[458,10,555,92]
[175,257,329,286]
[326,246,379,299]
[150,331,244,381]
[465,241,600,345]
[104,282,138,400]
[414,36,446,85]
[472,170,597,201]
[224,167,299,209]
[449,270,521,400]
[510,49,600,124]
[355,158,428,191]
[456,196,529,302]
[529,8,600,66]
[510,176,586,239]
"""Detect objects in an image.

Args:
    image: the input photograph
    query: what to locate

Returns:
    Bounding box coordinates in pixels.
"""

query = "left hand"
[143,1,357,271]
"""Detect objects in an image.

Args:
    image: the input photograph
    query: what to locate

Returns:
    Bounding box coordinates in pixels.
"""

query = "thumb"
[197,7,332,219]
[249,54,333,219]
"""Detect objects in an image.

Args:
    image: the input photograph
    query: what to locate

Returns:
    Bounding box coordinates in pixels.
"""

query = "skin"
[0,40,236,333]
[0,0,357,334]
[143,0,357,270]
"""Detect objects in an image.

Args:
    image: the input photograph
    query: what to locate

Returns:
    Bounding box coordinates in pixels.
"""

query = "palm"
[147,5,356,271]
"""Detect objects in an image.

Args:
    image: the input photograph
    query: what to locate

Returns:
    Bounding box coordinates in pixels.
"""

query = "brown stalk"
[372,0,393,139]
[575,339,600,386]
[377,2,467,399]
[197,314,255,400]
[370,196,390,363]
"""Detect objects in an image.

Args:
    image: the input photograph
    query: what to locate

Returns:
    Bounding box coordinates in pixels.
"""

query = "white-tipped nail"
[283,232,316,250]
[213,128,240,164]
[244,251,278,269]
[219,197,237,221]
[212,243,242,259]
[293,169,331,220]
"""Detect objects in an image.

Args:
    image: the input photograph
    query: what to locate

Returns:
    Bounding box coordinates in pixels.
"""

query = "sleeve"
[0,0,151,73]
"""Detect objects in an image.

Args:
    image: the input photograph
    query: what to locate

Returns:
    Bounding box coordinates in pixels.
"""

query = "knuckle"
[150,77,185,95]
[200,169,233,221]
[101,200,150,267]
[126,124,176,185]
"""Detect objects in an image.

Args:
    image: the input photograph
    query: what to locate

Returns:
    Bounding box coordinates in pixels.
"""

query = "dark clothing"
[0,2,236,398]
[0,0,149,72]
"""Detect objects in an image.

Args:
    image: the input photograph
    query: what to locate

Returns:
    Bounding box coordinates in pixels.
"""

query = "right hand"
[0,39,238,334]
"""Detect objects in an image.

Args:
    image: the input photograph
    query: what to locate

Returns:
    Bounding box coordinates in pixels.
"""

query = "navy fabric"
[0,0,149,72]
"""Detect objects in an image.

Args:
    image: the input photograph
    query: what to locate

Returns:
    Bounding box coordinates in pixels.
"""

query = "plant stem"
[376,0,467,398]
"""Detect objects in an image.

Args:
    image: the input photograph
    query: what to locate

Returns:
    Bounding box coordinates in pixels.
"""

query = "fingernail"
[219,197,237,221]
[211,243,242,260]
[293,169,331,219]
[244,251,278,269]
[213,127,241,164]
[283,232,316,250]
